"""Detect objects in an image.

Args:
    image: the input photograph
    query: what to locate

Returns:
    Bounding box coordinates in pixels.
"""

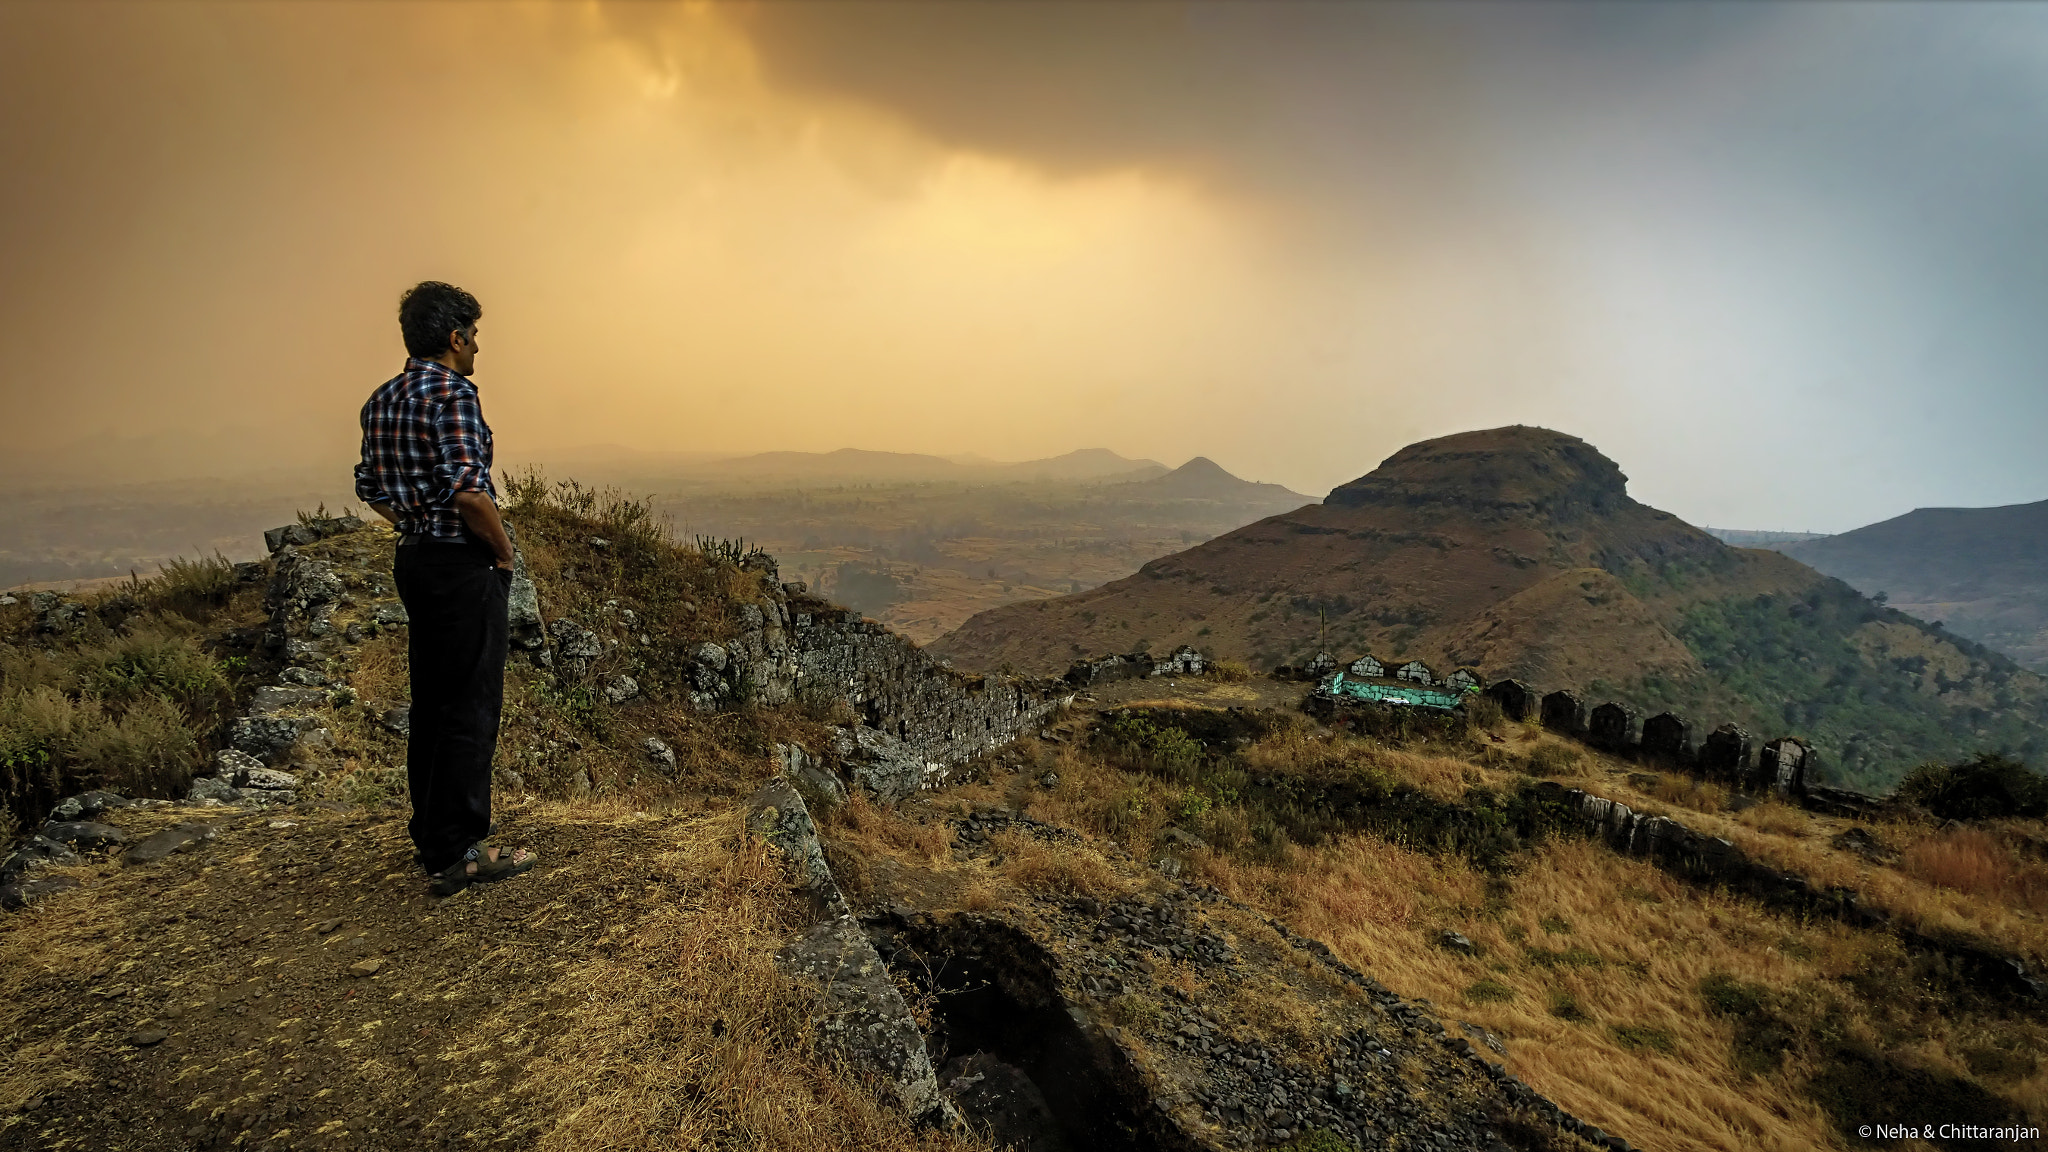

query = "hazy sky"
[3,1,2045,531]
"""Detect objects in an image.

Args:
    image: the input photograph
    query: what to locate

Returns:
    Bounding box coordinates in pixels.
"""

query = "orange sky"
[4,2,2045,529]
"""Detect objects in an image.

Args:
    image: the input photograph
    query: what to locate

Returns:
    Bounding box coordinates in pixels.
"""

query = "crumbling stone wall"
[689,584,1067,786]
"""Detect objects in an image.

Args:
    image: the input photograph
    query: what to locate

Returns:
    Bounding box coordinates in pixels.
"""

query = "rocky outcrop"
[671,559,1070,797]
[745,776,958,1126]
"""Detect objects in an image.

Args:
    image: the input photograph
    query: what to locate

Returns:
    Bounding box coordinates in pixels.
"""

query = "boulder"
[1440,930,1478,956]
[264,523,320,553]
[833,725,935,805]
[0,874,79,911]
[0,835,78,878]
[939,1052,1063,1152]
[382,706,411,735]
[1757,737,1811,796]
[250,685,327,715]
[776,742,843,806]
[124,822,218,865]
[282,638,326,665]
[643,737,677,775]
[1699,724,1753,782]
[187,777,243,803]
[230,715,326,763]
[603,675,640,704]
[1152,645,1207,677]
[39,822,127,853]
[550,619,603,664]
[47,790,131,823]
[236,764,301,791]
[507,574,545,649]
[214,748,265,780]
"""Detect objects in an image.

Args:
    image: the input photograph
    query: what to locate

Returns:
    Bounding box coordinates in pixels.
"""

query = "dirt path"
[3,799,747,1151]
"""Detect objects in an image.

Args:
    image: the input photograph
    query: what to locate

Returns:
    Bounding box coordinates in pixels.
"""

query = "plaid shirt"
[354,358,497,539]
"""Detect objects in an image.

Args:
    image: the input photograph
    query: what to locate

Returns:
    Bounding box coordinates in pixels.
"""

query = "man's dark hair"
[398,281,483,359]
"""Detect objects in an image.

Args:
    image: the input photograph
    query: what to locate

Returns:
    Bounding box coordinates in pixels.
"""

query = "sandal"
[428,843,538,896]
[414,820,500,871]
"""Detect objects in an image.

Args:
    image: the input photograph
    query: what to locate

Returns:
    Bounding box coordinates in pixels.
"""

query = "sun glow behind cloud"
[5,2,2044,527]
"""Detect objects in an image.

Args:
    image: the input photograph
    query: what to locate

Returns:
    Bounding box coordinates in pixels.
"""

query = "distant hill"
[706,447,1165,484]
[997,448,1169,482]
[1703,527,1833,546]
[1116,457,1313,503]
[929,426,2048,790]
[1773,501,2048,673]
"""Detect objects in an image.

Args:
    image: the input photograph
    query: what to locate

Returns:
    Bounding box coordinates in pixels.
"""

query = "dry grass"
[829,790,953,865]
[1589,764,2048,964]
[1902,827,2048,915]
[511,809,988,1152]
[1013,728,2048,1152]
[1650,774,1728,816]
[1206,659,1255,684]
[992,828,1121,899]
[1190,832,1874,1152]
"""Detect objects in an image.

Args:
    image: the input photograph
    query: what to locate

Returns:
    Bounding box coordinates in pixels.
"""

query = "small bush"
[1699,972,1769,1018]
[1463,979,1515,1004]
[1523,743,1582,777]
[1526,946,1603,969]
[151,554,240,612]
[1106,993,1161,1030]
[1896,752,2048,820]
[1610,1024,1675,1054]
[1207,659,1254,684]
[1961,1046,2039,1080]
[1548,992,1590,1022]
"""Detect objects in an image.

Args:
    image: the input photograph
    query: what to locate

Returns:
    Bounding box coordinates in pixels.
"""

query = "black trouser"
[393,539,509,875]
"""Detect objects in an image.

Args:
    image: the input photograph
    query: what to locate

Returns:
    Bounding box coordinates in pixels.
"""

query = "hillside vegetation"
[1775,500,2048,675]
[930,427,2048,792]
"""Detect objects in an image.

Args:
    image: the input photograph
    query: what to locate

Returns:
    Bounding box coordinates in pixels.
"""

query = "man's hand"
[451,490,517,570]
[368,502,401,528]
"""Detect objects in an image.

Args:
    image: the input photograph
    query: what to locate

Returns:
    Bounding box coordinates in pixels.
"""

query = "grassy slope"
[1012,694,2048,1152]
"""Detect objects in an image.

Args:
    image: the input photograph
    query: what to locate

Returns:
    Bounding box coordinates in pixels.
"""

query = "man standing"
[355,281,536,896]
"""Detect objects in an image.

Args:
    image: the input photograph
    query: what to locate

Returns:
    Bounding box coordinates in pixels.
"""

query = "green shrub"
[72,626,230,712]
[151,554,240,613]
[1699,972,1769,1017]
[1611,1024,1675,1054]
[1463,980,1515,1004]
[1896,752,2048,820]
[1548,992,1590,1022]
